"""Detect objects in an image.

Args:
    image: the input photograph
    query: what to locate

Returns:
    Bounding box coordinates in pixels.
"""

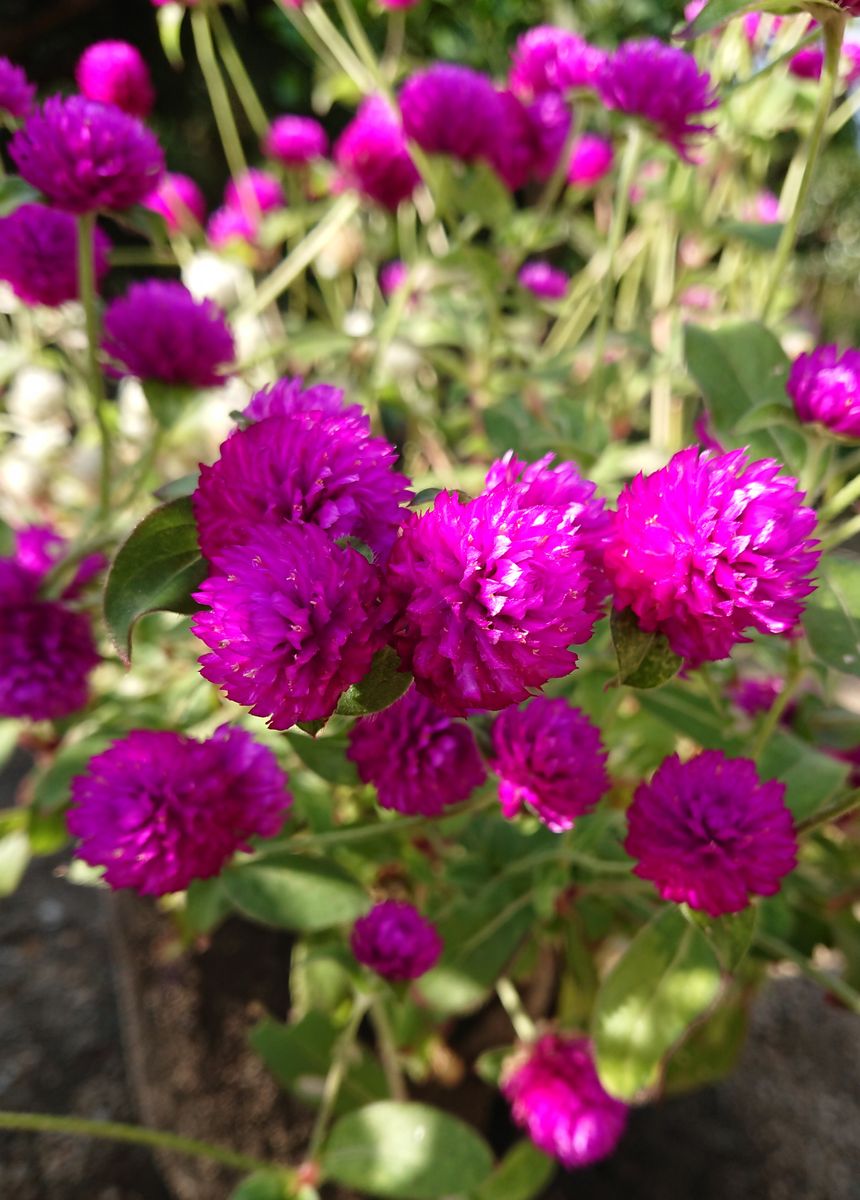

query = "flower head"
[207,205,258,252]
[224,167,286,216]
[242,376,357,424]
[75,40,155,118]
[68,725,290,896]
[604,447,819,666]
[10,95,164,213]
[598,39,719,161]
[625,750,797,916]
[518,261,569,300]
[102,280,234,388]
[380,260,409,298]
[334,96,419,211]
[385,486,602,716]
[400,65,502,165]
[0,203,111,308]
[193,524,385,730]
[491,698,609,832]
[787,344,860,440]
[790,45,824,81]
[568,134,614,186]
[0,57,35,121]
[143,172,206,233]
[509,26,606,101]
[351,900,442,980]
[348,689,486,816]
[194,410,410,561]
[491,91,571,190]
[502,1035,628,1169]
[265,114,329,165]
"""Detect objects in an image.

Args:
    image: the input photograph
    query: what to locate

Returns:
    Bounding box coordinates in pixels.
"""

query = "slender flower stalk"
[190,7,249,185]
[333,0,389,97]
[496,977,537,1043]
[753,644,803,762]
[370,997,408,1101]
[302,0,375,94]
[209,5,269,140]
[307,993,372,1159]
[77,213,111,519]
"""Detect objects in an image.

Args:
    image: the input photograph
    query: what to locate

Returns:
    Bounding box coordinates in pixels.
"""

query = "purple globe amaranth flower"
[787,344,860,440]
[143,172,206,233]
[604,447,820,667]
[193,410,411,561]
[378,0,421,7]
[10,95,164,214]
[729,674,784,717]
[790,45,824,81]
[334,96,420,211]
[0,203,111,308]
[68,725,290,896]
[102,281,235,389]
[351,900,442,981]
[207,204,258,252]
[224,168,286,216]
[518,261,569,301]
[264,114,329,165]
[12,523,104,599]
[491,91,571,190]
[625,750,797,917]
[380,260,409,298]
[348,689,486,816]
[501,1035,628,1169]
[193,524,385,730]
[400,64,502,165]
[509,26,606,101]
[598,39,719,161]
[0,57,36,121]
[384,487,602,716]
[568,134,614,186]
[242,376,358,425]
[75,40,155,118]
[485,451,612,615]
[491,697,609,833]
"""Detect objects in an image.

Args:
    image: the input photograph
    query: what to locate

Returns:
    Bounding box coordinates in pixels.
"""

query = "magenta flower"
[334,96,420,211]
[224,168,286,216]
[518,261,569,300]
[351,900,442,981]
[0,203,111,308]
[193,525,384,730]
[12,524,104,598]
[790,45,824,81]
[492,91,570,190]
[143,172,206,233]
[742,14,787,44]
[102,281,234,389]
[509,26,606,101]
[75,40,155,118]
[264,114,329,165]
[68,725,290,896]
[242,376,357,425]
[380,260,409,298]
[0,57,35,121]
[193,410,411,562]
[598,39,719,161]
[787,344,860,440]
[207,205,258,251]
[568,134,614,186]
[385,486,602,716]
[491,698,609,833]
[399,64,502,164]
[604,447,819,666]
[348,689,486,816]
[10,95,163,214]
[625,750,797,917]
[729,675,784,717]
[377,0,421,7]
[502,1035,628,1169]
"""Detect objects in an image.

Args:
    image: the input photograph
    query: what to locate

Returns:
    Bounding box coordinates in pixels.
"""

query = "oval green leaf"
[336,647,413,717]
[322,1102,494,1199]
[803,555,860,678]
[223,853,369,932]
[610,607,682,690]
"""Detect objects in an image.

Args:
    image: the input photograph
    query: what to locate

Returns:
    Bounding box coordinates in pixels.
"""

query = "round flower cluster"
[68,725,291,895]
[348,688,486,816]
[0,203,111,308]
[491,697,609,833]
[787,344,860,440]
[351,900,442,981]
[264,114,328,166]
[492,91,571,191]
[143,172,207,234]
[75,40,155,118]
[509,26,606,100]
[400,64,503,166]
[518,261,569,300]
[334,96,420,211]
[241,376,353,424]
[208,168,285,252]
[604,447,820,666]
[501,1035,628,1169]
[625,750,797,917]
[102,280,235,389]
[0,56,36,121]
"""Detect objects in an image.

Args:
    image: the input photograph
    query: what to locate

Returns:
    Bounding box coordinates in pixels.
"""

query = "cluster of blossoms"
[0,204,111,308]
[208,167,286,253]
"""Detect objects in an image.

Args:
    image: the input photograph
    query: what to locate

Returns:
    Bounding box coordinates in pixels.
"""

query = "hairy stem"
[756,933,860,1016]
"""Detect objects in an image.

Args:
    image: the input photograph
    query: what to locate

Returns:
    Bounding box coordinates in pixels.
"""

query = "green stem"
[209,5,269,140]
[588,122,643,405]
[753,645,802,762]
[496,978,536,1043]
[382,7,406,81]
[819,511,860,552]
[821,467,860,521]
[332,0,387,95]
[280,5,344,80]
[699,664,729,721]
[728,28,821,95]
[302,0,374,94]
[796,788,860,835]
[755,933,860,1016]
[308,994,371,1159]
[761,15,846,319]
[369,998,408,1102]
[191,8,249,185]
[0,1111,279,1176]
[122,429,164,507]
[77,213,111,520]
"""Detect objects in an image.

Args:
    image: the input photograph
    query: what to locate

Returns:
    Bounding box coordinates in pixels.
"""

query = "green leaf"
[0,720,21,772]
[32,736,112,813]
[223,853,369,932]
[474,1140,555,1200]
[716,220,783,251]
[336,648,413,717]
[663,992,749,1096]
[474,1046,512,1088]
[153,472,199,502]
[229,1170,293,1200]
[185,877,233,936]
[804,555,860,678]
[637,685,744,753]
[322,1102,494,1200]
[610,607,682,690]
[0,177,41,216]
[284,732,359,785]
[683,905,758,971]
[0,831,30,897]
[592,907,722,1101]
[27,808,68,856]
[758,730,849,821]
[104,497,207,664]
